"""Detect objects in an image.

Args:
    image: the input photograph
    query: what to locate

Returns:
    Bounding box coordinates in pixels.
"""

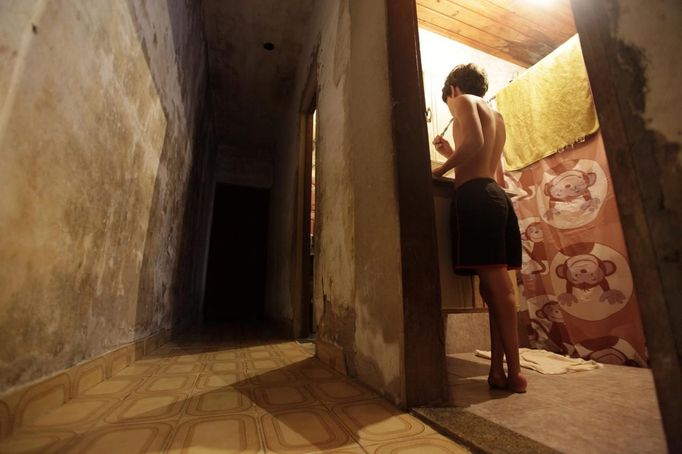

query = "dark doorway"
[203,184,270,321]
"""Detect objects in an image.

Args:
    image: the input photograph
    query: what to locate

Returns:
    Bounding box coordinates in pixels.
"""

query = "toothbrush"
[440,118,453,136]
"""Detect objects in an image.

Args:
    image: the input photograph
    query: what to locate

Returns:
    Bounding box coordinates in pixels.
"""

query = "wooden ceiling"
[416,0,577,67]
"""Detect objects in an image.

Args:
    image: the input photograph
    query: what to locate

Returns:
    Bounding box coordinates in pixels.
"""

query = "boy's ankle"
[507,372,527,393]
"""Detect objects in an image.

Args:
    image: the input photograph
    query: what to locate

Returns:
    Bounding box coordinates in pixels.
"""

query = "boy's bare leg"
[480,282,506,388]
[477,267,527,393]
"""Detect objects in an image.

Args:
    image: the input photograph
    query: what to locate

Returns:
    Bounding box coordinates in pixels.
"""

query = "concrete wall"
[266,0,406,404]
[445,314,491,354]
[348,0,405,402]
[0,0,213,394]
[606,1,682,448]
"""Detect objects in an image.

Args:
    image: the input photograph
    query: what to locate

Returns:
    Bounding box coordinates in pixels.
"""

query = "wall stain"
[0,1,213,394]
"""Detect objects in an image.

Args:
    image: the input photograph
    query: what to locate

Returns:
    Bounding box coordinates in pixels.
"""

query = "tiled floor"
[446,353,667,453]
[0,326,470,453]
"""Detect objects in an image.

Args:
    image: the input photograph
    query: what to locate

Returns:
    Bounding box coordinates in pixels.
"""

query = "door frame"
[384,0,681,446]
[384,0,446,407]
[294,59,317,338]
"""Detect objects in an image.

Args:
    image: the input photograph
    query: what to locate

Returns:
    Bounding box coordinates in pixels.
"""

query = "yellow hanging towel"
[496,35,599,171]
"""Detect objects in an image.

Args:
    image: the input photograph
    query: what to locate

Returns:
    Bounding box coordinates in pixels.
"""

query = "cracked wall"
[596,0,682,374]
[0,0,213,394]
[573,0,682,448]
[611,0,682,446]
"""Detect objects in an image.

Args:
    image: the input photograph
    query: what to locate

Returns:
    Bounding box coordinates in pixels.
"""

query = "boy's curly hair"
[441,63,489,101]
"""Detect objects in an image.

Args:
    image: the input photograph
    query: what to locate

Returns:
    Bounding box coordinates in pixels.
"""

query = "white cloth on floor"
[475,348,602,375]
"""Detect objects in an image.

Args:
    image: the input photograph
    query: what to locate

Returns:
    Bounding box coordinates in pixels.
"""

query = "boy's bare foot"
[487,373,507,390]
[506,372,527,393]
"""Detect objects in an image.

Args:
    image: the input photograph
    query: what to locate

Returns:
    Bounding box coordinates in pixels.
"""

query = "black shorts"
[450,178,522,276]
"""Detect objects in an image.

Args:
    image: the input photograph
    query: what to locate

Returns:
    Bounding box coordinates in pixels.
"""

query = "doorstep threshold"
[412,406,560,454]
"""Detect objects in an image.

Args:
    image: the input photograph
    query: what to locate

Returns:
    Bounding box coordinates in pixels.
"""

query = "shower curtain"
[495,35,647,366]
[505,132,647,366]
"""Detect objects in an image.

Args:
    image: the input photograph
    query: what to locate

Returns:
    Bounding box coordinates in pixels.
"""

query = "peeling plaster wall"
[347,0,405,404]
[600,0,682,372]
[610,0,682,445]
[0,1,213,394]
[616,1,682,147]
[614,1,682,247]
[572,0,682,448]
[266,1,352,337]
[309,1,356,367]
[613,0,682,288]
[267,0,405,403]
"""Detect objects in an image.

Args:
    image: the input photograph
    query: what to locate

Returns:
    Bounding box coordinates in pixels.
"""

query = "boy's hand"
[433,135,453,156]
[432,165,446,177]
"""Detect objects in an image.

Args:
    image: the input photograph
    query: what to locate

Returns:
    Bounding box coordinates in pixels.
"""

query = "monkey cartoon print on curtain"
[504,131,647,366]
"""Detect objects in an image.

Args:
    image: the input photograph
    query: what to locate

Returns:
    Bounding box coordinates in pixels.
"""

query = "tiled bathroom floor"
[0,327,470,453]
[444,353,667,453]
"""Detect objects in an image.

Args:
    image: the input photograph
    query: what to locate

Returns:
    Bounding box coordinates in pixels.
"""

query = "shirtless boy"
[432,64,527,393]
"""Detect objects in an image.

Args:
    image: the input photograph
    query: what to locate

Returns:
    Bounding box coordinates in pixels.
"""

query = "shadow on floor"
[0,323,470,453]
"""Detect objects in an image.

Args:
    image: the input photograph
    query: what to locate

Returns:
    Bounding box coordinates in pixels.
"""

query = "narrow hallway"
[1,1,679,452]
[0,325,470,453]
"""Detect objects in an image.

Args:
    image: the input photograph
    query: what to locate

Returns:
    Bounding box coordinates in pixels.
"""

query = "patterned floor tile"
[166,414,263,453]
[112,362,161,378]
[246,368,300,387]
[260,406,353,453]
[332,399,434,445]
[269,342,303,351]
[243,349,282,361]
[169,353,206,364]
[13,374,70,429]
[158,363,204,376]
[310,447,366,454]
[202,360,244,374]
[363,434,472,453]
[252,384,318,411]
[0,429,76,454]
[278,356,314,367]
[80,376,146,398]
[308,379,377,404]
[296,362,341,382]
[136,374,197,395]
[23,397,119,432]
[72,359,107,397]
[244,358,286,372]
[105,393,187,424]
[281,351,313,360]
[185,388,254,416]
[243,345,274,352]
[204,350,243,362]
[0,334,473,453]
[193,372,248,392]
[60,422,174,453]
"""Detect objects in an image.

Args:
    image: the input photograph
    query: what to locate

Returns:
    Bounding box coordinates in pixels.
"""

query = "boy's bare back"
[431,87,506,184]
[449,94,506,188]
